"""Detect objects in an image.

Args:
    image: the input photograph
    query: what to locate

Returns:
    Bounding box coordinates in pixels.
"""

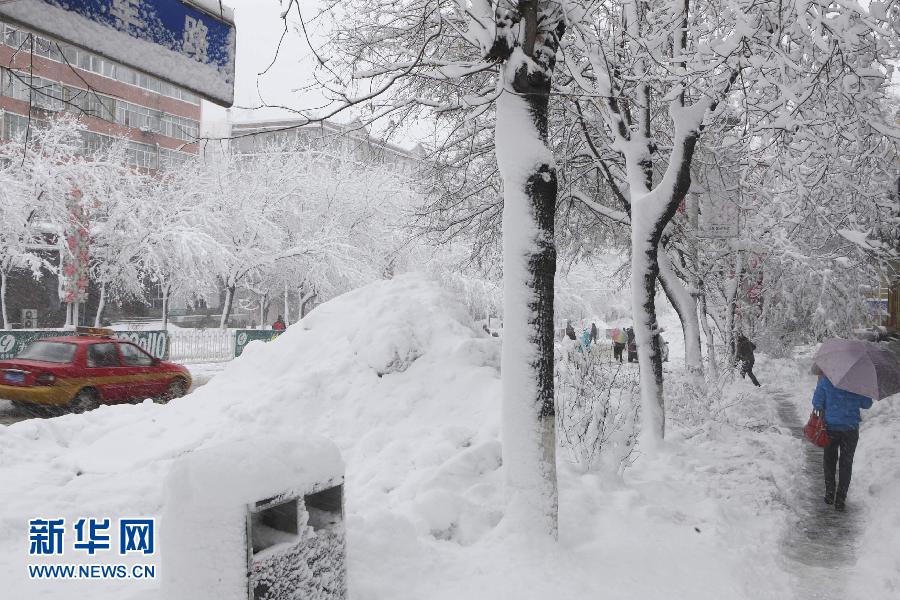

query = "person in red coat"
[272,315,286,331]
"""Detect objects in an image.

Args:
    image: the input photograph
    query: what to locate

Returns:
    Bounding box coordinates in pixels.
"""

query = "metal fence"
[167,329,235,363]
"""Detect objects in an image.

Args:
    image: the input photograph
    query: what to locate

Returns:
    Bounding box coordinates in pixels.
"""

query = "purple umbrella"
[813,338,900,401]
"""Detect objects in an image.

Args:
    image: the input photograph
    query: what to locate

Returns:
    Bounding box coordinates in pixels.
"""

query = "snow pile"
[851,396,900,595]
[0,274,800,599]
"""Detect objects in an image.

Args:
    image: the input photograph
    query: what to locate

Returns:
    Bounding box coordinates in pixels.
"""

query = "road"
[0,361,227,427]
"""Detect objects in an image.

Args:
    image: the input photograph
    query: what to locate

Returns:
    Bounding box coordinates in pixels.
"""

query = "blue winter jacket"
[811,376,873,431]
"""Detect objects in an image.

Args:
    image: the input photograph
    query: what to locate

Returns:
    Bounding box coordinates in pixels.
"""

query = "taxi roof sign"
[0,0,236,106]
[75,326,114,337]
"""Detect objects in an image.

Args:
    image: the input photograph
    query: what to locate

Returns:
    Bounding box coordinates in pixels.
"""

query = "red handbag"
[804,412,830,447]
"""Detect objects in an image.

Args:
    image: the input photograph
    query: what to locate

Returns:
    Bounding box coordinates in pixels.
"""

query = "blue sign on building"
[0,0,236,105]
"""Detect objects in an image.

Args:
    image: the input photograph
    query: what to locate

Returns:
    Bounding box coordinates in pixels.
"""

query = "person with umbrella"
[811,339,900,511]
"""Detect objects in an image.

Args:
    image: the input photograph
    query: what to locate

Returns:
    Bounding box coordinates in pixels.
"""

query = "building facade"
[0,17,204,328]
[230,117,424,175]
[0,18,201,170]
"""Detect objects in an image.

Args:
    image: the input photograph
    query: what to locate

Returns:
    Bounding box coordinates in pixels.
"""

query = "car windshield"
[17,342,77,364]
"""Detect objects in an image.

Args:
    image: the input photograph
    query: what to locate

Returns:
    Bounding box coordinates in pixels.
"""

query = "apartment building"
[0,18,201,170]
[230,117,425,175]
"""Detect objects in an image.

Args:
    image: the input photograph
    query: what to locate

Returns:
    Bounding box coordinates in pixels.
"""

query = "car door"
[116,342,159,401]
[85,342,127,403]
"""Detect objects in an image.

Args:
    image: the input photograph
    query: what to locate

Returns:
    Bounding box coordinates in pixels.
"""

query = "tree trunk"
[724,249,743,361]
[658,247,702,374]
[0,270,9,330]
[220,285,235,329]
[630,218,666,443]
[259,292,267,329]
[698,284,719,379]
[161,284,170,330]
[283,284,290,325]
[491,3,563,537]
[94,283,106,328]
[300,291,316,318]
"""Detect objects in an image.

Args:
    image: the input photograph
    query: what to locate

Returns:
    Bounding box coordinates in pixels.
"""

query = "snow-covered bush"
[666,367,761,434]
[555,340,639,477]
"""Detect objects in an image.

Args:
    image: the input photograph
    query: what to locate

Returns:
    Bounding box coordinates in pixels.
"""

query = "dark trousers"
[824,429,859,500]
[740,359,761,386]
[613,343,625,362]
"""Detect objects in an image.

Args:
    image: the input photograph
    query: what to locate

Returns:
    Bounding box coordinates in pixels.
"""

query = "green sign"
[0,330,170,360]
[112,331,170,360]
[234,329,282,358]
[0,331,69,360]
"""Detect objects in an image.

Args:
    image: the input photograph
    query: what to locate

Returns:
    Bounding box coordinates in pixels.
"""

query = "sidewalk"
[763,354,900,599]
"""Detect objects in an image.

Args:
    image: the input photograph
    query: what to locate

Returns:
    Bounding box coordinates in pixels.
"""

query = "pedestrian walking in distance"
[611,328,626,363]
[272,315,286,331]
[590,322,599,344]
[811,371,873,511]
[565,320,577,341]
[735,333,761,387]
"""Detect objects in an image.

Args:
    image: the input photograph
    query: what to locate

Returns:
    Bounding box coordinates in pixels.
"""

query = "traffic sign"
[0,0,235,106]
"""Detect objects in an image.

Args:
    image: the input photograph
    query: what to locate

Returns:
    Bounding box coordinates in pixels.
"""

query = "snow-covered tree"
[0,156,42,329]
[319,0,566,534]
[0,116,107,328]
[559,0,899,443]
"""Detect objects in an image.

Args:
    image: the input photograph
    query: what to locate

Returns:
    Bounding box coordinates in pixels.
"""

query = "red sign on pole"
[61,188,89,304]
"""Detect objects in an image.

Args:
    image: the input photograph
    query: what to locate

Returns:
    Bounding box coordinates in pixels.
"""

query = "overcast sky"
[202,0,330,132]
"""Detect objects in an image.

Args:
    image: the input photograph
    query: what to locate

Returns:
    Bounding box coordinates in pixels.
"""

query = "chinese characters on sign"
[29,517,155,556]
[110,0,146,32]
[182,15,209,62]
[0,0,235,105]
[28,519,65,556]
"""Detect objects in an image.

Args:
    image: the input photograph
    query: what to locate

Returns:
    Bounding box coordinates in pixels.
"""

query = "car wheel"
[69,389,99,414]
[158,378,188,404]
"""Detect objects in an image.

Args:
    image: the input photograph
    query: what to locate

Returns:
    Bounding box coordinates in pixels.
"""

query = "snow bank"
[851,396,900,596]
[0,273,798,599]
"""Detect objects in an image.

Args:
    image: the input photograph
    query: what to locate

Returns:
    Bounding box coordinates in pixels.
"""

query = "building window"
[0,69,63,111]
[2,112,36,140]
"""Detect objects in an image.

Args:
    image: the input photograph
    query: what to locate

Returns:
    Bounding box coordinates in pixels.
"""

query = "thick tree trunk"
[492,7,563,536]
[0,270,8,330]
[283,284,290,325]
[630,220,666,443]
[220,285,235,329]
[94,283,106,328]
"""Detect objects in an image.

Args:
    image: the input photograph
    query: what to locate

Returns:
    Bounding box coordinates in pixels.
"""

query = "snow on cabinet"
[161,436,346,600]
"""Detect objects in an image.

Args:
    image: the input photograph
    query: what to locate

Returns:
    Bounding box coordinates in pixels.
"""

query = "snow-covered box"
[161,436,346,600]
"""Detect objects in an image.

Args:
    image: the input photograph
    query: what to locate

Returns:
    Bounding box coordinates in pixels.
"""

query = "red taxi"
[0,328,191,413]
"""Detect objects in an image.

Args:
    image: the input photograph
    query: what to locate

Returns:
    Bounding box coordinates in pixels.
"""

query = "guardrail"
[168,329,235,363]
[0,328,282,363]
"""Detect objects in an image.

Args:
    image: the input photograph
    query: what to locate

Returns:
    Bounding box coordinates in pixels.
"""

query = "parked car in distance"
[0,327,191,414]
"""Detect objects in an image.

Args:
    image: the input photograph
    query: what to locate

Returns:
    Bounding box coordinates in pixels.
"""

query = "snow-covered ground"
[0,274,895,599]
